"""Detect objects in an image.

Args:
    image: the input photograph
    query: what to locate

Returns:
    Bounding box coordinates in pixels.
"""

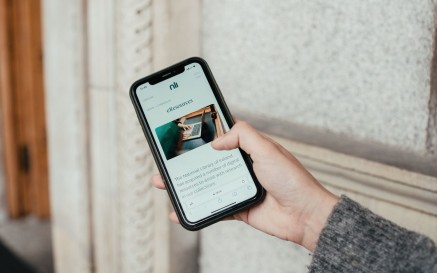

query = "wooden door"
[0,0,50,218]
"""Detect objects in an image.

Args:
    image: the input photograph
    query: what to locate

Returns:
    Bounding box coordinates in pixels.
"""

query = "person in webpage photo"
[155,104,225,160]
[151,121,437,273]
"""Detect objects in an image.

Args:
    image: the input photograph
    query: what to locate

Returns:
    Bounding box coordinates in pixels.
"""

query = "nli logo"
[169,82,179,90]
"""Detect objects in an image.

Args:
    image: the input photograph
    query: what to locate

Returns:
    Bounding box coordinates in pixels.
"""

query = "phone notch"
[149,65,185,85]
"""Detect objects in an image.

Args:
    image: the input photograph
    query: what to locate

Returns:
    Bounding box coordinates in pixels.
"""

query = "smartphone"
[130,57,264,230]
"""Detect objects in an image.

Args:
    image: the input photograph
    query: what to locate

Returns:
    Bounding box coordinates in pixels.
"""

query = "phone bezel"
[129,57,265,230]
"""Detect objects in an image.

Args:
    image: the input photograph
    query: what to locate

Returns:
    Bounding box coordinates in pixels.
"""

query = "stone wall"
[200,1,437,273]
[37,1,437,272]
[202,0,437,175]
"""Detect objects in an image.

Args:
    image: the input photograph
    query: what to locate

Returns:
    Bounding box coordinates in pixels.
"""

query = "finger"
[222,215,237,221]
[169,211,180,224]
[259,133,305,167]
[150,174,166,190]
[211,121,276,160]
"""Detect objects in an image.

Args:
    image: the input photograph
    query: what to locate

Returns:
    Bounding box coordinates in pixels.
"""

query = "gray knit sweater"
[309,196,437,273]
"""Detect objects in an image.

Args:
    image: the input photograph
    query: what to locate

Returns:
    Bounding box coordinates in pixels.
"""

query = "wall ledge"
[238,111,437,177]
[270,134,437,218]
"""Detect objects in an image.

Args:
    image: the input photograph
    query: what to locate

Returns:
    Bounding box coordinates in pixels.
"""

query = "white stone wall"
[200,1,437,273]
[200,222,310,273]
[39,1,437,272]
[202,0,436,155]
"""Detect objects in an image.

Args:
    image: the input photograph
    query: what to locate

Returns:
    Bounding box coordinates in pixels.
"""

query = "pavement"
[0,216,54,273]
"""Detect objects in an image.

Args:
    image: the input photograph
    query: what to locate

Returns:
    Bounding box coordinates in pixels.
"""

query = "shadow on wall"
[427,17,437,157]
[240,110,437,177]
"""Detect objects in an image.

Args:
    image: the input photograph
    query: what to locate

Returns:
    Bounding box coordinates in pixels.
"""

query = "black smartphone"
[130,57,264,230]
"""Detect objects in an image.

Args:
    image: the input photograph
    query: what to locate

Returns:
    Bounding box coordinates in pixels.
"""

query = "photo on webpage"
[155,104,227,160]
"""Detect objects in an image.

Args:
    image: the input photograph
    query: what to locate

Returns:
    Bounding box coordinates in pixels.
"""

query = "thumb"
[212,121,275,160]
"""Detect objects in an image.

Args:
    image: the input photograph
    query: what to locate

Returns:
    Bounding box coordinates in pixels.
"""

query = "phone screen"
[135,62,258,223]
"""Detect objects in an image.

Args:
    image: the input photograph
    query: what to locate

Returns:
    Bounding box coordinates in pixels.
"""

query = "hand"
[151,121,339,252]
[177,123,192,131]
[182,132,190,140]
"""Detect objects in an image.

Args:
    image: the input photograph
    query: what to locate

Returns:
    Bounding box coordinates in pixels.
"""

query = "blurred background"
[0,0,436,273]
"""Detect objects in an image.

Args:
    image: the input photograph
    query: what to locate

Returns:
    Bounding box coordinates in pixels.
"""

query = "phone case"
[129,57,265,230]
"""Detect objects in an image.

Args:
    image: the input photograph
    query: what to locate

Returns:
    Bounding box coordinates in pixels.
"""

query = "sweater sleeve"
[309,195,437,273]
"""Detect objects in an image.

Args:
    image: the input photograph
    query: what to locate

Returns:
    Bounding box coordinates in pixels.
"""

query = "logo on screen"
[169,82,179,90]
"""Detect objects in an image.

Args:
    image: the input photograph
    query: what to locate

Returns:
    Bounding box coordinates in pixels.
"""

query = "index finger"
[151,174,166,190]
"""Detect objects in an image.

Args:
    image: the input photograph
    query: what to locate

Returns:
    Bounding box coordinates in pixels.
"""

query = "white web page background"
[136,63,257,222]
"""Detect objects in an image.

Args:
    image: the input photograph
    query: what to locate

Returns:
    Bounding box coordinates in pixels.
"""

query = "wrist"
[300,190,339,252]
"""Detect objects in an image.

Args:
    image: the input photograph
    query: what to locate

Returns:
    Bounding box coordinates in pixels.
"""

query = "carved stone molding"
[272,135,437,241]
[115,0,156,272]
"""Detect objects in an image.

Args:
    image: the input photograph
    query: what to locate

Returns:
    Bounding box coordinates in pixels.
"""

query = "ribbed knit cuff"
[308,195,437,273]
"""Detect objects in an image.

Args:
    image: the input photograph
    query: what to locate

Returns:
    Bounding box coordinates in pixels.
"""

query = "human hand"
[177,123,192,131]
[151,121,339,252]
[182,132,190,140]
